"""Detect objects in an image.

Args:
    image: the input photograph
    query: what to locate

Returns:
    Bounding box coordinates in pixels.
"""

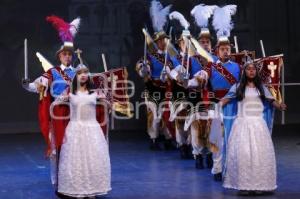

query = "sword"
[160,39,169,83]
[185,39,191,79]
[160,27,173,83]
[234,36,239,53]
[102,53,108,72]
[260,40,266,57]
[24,38,28,80]
[141,27,149,77]
[181,31,191,85]
[178,38,187,83]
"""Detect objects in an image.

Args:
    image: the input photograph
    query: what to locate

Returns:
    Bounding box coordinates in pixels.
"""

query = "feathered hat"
[212,5,237,47]
[46,15,81,56]
[190,4,217,40]
[169,11,190,43]
[150,0,172,42]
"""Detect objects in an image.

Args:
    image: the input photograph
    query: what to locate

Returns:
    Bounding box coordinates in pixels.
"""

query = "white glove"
[22,76,49,93]
[216,102,224,121]
[165,66,171,74]
[187,70,208,88]
[197,70,208,81]
[36,76,49,87]
[171,65,186,82]
[169,68,178,80]
[137,62,151,78]
[187,78,198,88]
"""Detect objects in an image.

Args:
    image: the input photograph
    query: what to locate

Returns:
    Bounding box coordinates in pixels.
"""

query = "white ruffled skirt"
[58,120,111,197]
[223,117,277,191]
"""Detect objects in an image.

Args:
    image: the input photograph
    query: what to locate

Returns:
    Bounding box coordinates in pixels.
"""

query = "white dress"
[58,91,111,197]
[223,87,277,191]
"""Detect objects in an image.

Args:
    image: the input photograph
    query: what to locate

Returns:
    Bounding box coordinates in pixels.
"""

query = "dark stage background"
[0,0,299,134]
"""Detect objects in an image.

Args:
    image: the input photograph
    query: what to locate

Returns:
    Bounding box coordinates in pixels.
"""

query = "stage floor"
[0,127,299,199]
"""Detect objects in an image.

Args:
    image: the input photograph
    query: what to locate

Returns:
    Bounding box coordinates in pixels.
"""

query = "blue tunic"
[50,67,75,97]
[207,59,241,174]
[209,60,240,91]
[147,52,174,79]
[170,54,203,79]
[211,54,218,63]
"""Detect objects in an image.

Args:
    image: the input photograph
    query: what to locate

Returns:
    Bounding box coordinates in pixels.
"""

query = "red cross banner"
[256,55,284,102]
[91,67,132,117]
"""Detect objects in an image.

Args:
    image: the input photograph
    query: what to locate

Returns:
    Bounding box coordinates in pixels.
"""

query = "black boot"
[164,139,176,150]
[214,172,222,182]
[187,145,194,159]
[179,144,189,159]
[149,139,161,151]
[195,154,204,169]
[238,190,251,196]
[206,153,213,169]
[55,191,75,199]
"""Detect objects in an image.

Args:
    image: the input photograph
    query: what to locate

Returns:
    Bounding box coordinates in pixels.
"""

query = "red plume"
[46,15,73,42]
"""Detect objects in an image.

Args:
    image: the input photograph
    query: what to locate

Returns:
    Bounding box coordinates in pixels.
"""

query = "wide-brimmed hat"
[216,36,231,47]
[56,41,74,57]
[197,28,211,40]
[153,31,170,42]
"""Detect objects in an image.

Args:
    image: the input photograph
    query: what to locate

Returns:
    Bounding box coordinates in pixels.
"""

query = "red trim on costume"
[38,66,71,153]
[38,93,52,152]
[211,63,238,85]
[148,52,173,69]
[214,89,229,99]
[38,69,53,154]
[162,82,175,138]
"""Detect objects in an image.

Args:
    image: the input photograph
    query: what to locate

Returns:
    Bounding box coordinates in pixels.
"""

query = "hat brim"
[154,35,170,42]
[176,37,183,44]
[56,46,74,57]
[197,34,211,40]
[217,40,231,47]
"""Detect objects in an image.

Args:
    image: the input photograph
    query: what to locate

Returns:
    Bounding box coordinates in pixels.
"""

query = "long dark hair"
[71,73,93,95]
[236,63,265,101]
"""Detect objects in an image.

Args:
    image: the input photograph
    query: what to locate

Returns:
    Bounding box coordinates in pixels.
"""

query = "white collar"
[60,64,74,71]
[216,59,231,65]
[180,51,187,56]
[157,49,164,54]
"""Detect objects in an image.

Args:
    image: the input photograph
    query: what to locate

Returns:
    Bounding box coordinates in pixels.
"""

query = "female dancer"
[57,64,111,198]
[221,60,286,194]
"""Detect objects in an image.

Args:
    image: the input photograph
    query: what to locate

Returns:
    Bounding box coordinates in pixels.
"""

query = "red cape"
[38,67,108,154]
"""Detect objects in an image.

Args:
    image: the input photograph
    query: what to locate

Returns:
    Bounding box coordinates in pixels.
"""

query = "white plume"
[191,4,217,28]
[69,17,81,37]
[150,0,172,32]
[212,5,237,38]
[169,11,190,30]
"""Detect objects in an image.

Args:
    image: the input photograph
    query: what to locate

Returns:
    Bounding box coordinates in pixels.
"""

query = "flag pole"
[281,59,285,125]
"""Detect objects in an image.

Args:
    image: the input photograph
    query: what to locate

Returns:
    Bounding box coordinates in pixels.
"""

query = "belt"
[214,89,229,99]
